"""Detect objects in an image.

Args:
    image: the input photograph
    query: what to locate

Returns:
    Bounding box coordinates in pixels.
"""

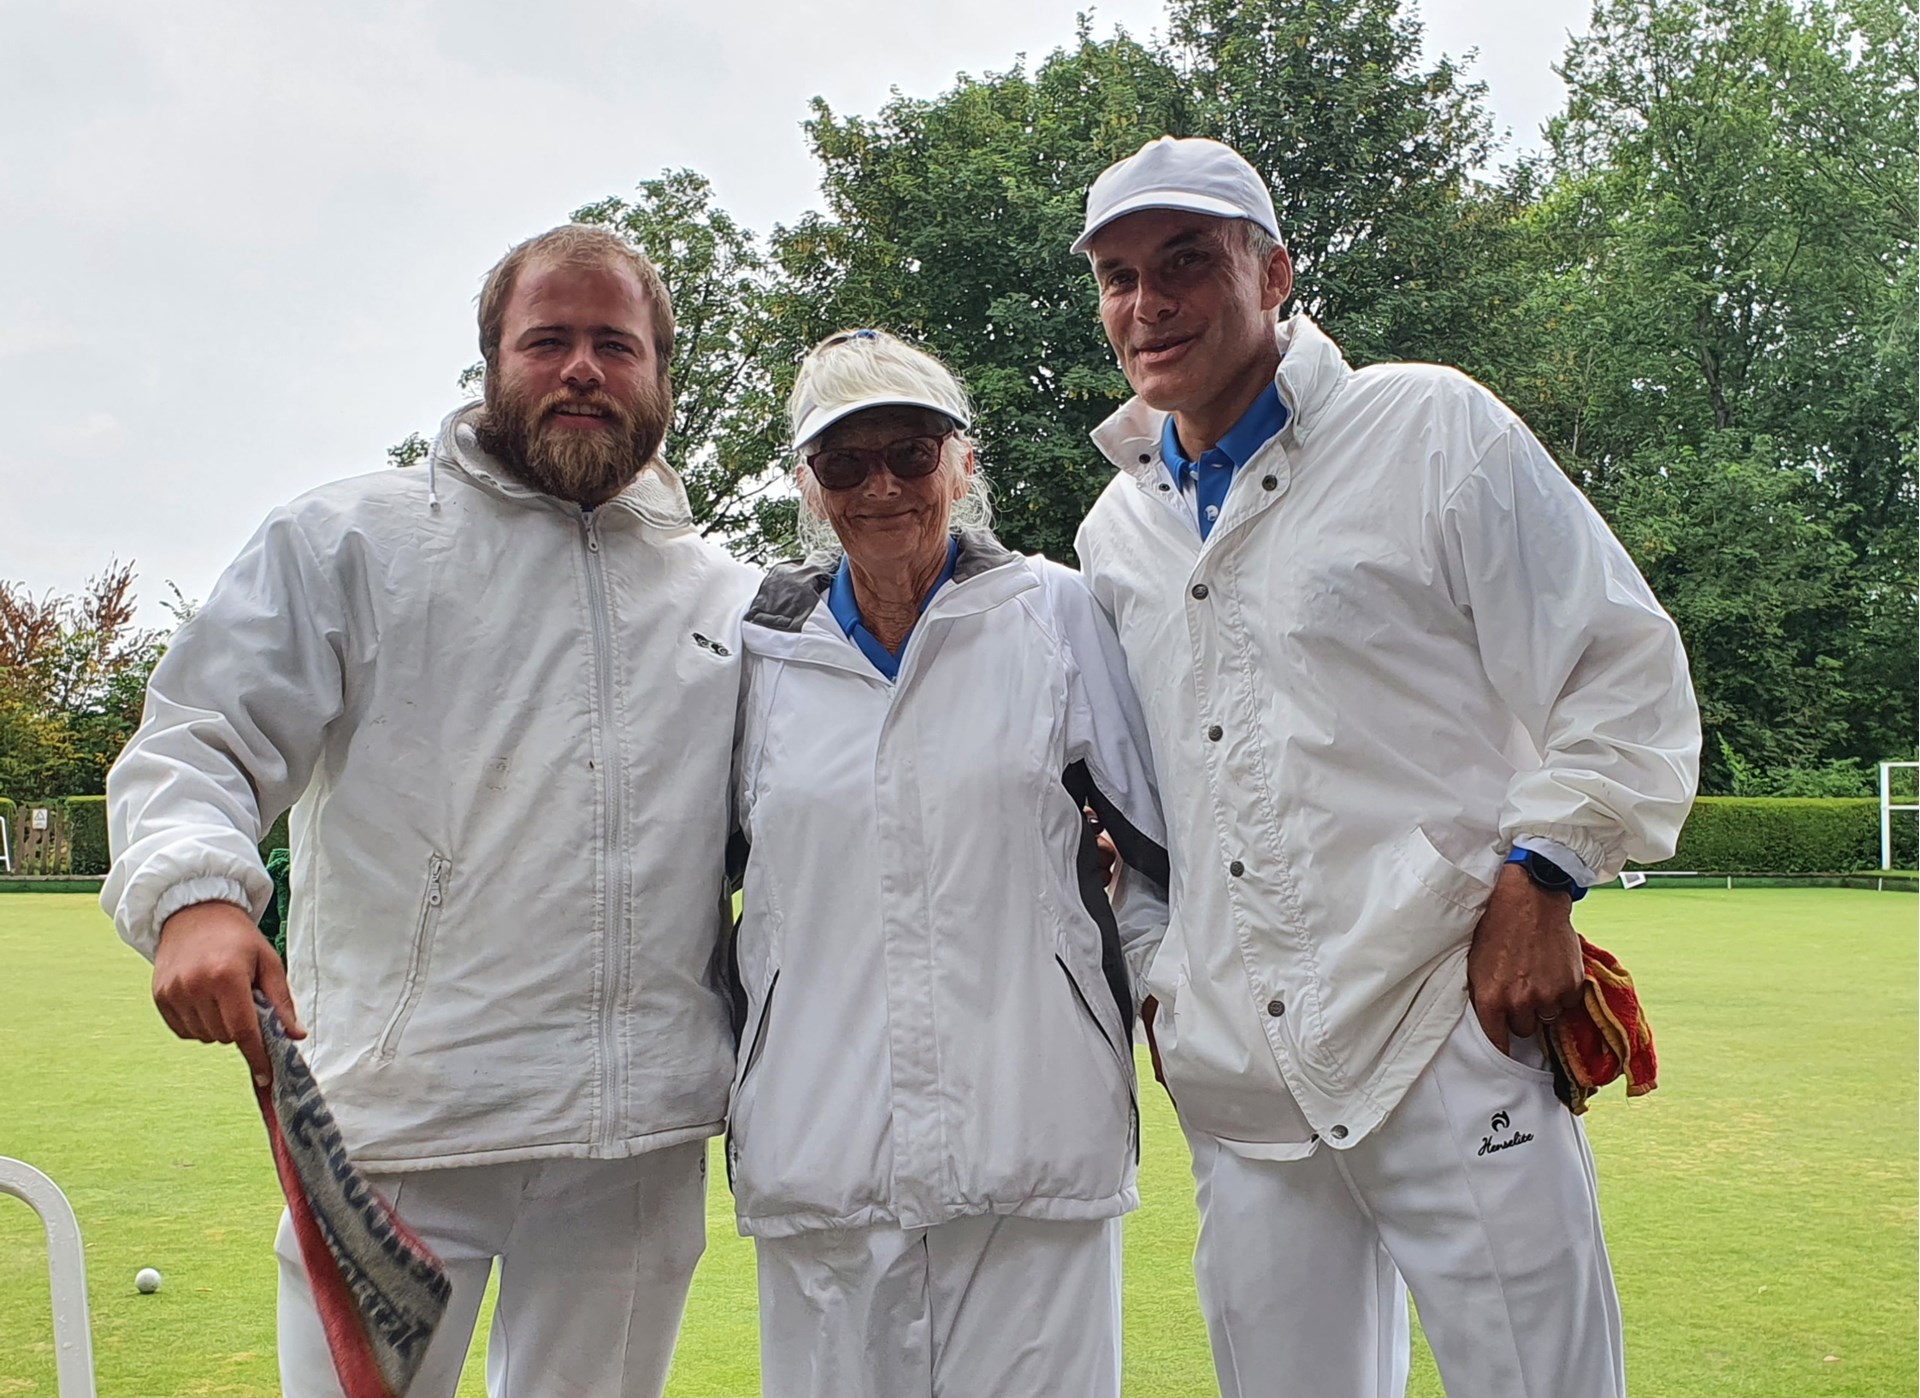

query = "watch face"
[1523,851,1576,892]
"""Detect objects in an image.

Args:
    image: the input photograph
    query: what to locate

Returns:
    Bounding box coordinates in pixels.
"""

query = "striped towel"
[1545,938,1659,1116]
[252,995,451,1396]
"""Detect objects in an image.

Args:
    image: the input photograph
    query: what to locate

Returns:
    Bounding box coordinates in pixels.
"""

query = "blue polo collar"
[1161,383,1290,539]
[827,535,960,680]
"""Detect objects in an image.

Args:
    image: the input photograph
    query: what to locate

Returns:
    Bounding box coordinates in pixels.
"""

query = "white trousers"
[755,1214,1124,1398]
[276,1143,707,1398]
[1188,1007,1625,1398]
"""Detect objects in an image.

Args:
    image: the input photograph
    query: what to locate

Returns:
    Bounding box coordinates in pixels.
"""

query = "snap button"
[1330,1124,1349,1140]
[1191,583,1209,600]
[1139,453,1152,464]
[1158,482,1171,491]
[1262,474,1278,490]
[1207,724,1223,741]
[1266,999,1285,1017]
[1229,860,1245,877]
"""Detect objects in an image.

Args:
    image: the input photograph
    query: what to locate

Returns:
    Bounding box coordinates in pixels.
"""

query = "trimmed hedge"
[1,797,292,877]
[1637,797,1918,874]
[65,796,109,875]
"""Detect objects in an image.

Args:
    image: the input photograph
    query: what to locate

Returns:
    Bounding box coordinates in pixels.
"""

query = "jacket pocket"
[1058,954,1139,1159]
[1394,826,1496,913]
[734,969,780,1099]
[375,853,450,1063]
[726,969,778,1188]
[1057,955,1123,1069]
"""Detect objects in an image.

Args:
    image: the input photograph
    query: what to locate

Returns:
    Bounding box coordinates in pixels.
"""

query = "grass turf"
[0,889,1912,1395]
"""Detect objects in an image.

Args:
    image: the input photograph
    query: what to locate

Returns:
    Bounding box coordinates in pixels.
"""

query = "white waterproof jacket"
[728,532,1169,1237]
[103,406,760,1170]
[1075,315,1700,1156]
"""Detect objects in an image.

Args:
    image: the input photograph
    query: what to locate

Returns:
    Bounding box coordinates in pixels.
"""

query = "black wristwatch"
[1506,847,1587,902]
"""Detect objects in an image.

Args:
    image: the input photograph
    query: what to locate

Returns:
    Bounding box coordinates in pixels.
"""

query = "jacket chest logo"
[690,632,731,658]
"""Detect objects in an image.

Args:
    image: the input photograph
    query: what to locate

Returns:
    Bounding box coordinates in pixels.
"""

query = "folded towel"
[1545,938,1658,1116]
[252,995,451,1396]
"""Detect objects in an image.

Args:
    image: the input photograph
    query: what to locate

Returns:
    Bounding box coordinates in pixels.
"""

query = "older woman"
[726,329,1169,1398]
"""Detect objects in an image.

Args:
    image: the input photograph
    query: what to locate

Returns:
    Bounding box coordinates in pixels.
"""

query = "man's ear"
[1262,245,1294,314]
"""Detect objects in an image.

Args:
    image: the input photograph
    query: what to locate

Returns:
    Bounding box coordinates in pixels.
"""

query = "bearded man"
[103,225,759,1398]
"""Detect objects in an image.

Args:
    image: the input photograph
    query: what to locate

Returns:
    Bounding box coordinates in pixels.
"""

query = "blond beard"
[476,371,672,506]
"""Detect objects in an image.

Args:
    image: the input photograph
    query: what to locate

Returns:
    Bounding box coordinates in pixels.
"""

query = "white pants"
[755,1214,1124,1398]
[276,1144,707,1398]
[1188,1007,1625,1398]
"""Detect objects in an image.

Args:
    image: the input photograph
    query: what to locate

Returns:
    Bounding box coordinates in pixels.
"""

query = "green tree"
[776,0,1498,558]
[0,563,170,798]
[1472,0,1919,787]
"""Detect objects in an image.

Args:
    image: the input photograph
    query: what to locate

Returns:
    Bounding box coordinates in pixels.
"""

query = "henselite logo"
[1478,1110,1534,1157]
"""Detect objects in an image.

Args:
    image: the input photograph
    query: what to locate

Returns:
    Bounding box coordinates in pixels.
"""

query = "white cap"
[788,329,971,449]
[1072,136,1281,255]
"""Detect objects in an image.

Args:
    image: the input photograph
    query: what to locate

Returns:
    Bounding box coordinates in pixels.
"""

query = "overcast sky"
[1,0,1588,625]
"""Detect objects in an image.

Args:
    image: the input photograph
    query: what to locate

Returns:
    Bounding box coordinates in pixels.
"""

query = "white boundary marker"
[0,813,10,873]
[1879,761,1919,870]
[0,1158,97,1396]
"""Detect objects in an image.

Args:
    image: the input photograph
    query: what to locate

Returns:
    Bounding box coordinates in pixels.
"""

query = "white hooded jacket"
[1074,315,1700,1157]
[727,533,1169,1237]
[103,406,760,1170]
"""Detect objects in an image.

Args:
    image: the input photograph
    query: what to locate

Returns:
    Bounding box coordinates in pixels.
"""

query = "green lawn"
[1,890,1913,1395]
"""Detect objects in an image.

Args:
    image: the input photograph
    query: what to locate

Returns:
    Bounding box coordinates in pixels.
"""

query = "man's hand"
[152,901,304,1087]
[1140,995,1168,1088]
[1466,863,1584,1054]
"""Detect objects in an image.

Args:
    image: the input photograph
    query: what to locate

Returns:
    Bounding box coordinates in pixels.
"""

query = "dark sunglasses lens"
[811,450,870,491]
[884,437,944,478]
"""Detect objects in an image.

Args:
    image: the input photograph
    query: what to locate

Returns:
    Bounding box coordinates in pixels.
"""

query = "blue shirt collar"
[1161,382,1290,486]
[827,536,960,680]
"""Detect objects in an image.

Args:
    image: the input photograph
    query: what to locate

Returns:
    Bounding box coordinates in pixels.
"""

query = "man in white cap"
[1070,136,1701,1396]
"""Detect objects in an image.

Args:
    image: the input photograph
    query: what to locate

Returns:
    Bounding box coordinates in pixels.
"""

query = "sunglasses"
[806,432,953,492]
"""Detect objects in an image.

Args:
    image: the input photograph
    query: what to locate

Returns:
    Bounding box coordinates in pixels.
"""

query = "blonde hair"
[789,329,995,558]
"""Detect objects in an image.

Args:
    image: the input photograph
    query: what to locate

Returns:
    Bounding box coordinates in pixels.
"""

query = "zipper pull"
[427,857,447,907]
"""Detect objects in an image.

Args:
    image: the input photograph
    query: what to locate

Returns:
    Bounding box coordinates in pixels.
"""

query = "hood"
[426,402,697,531]
[1089,312,1354,479]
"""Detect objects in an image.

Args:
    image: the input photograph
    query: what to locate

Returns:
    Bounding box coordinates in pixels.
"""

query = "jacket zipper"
[1057,954,1140,1162]
[726,970,780,1186]
[375,854,450,1062]
[582,510,625,1148]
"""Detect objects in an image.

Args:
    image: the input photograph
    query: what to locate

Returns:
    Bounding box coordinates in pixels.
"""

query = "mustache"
[534,389,630,424]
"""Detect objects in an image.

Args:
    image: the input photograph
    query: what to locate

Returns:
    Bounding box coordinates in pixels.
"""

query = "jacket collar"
[1089,313,1353,484]
[741,528,1033,660]
[427,402,696,530]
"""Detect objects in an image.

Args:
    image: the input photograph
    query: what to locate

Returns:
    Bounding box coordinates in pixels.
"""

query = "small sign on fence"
[8,807,72,877]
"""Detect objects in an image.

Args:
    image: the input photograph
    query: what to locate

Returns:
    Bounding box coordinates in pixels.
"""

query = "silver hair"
[1240,220,1283,263]
[794,434,995,560]
[788,329,995,559]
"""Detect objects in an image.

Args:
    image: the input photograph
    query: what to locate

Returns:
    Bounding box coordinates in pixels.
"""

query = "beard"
[475,368,672,506]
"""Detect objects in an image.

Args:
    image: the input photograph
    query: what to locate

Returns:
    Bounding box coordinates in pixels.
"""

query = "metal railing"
[0,1157,97,1397]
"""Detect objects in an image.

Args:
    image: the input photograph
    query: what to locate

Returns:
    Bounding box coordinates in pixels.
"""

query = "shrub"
[1637,797,1917,874]
[64,796,110,876]
[259,810,291,861]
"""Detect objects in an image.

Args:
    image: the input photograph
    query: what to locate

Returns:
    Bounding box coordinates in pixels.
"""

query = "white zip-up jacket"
[103,405,760,1170]
[727,532,1169,1237]
[1074,315,1700,1157]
